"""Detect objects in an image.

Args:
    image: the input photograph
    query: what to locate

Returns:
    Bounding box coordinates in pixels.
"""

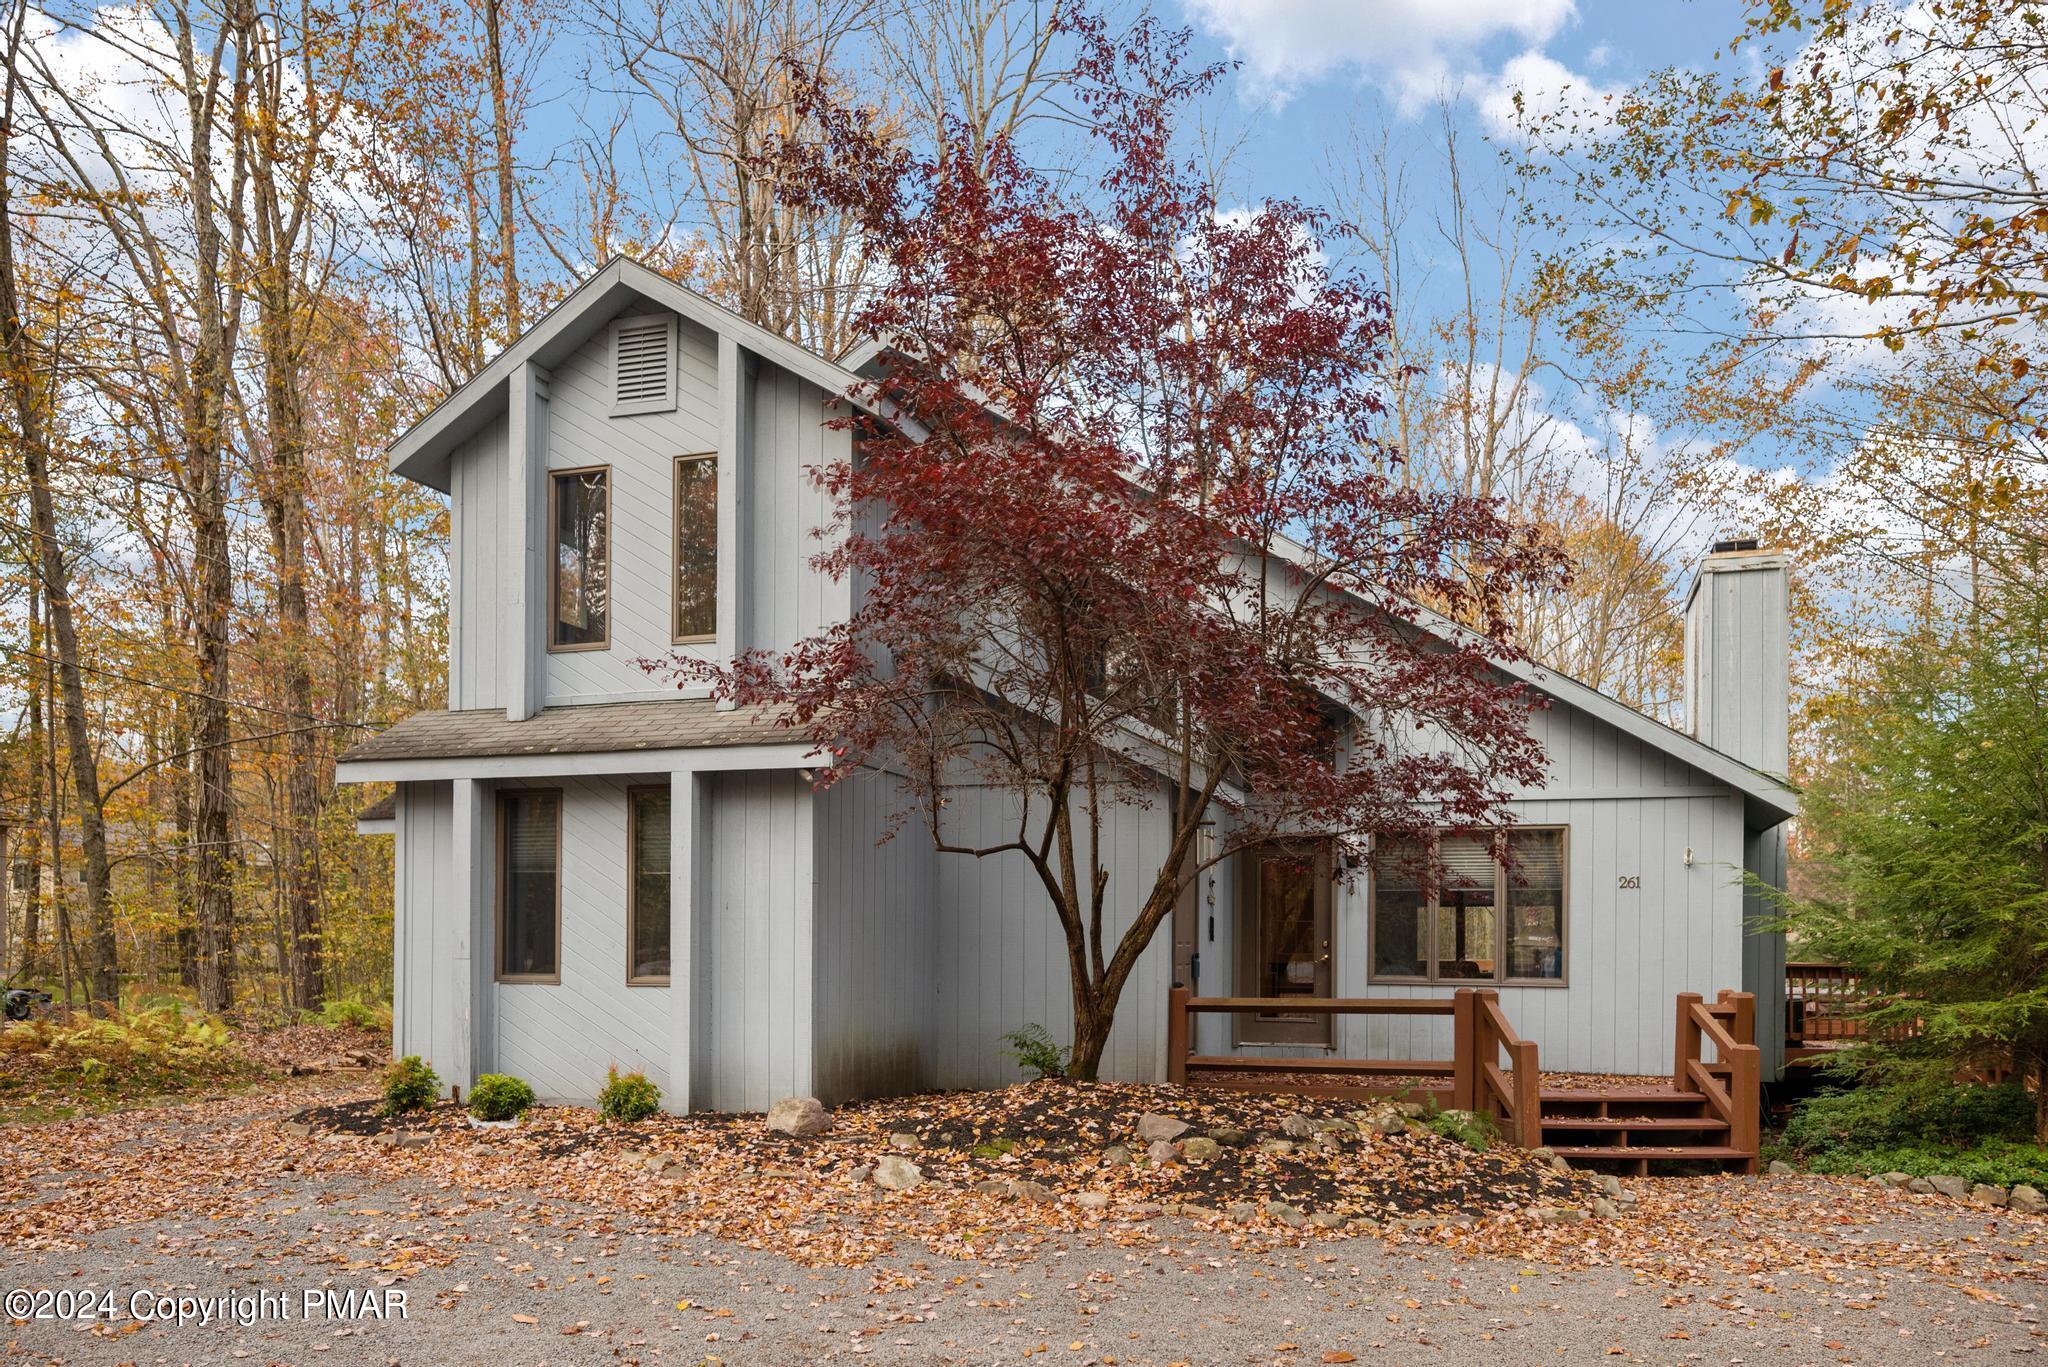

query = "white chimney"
[1682,537,1790,778]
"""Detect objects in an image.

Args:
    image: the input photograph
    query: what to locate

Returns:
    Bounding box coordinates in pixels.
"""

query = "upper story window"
[674,453,717,642]
[551,467,610,651]
[1369,827,1566,986]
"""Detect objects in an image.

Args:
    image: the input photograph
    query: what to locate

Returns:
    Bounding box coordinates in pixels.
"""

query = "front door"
[1234,841,1334,1047]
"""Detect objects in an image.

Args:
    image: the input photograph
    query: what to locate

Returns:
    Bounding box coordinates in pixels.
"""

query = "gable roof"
[387,258,1795,827]
[388,256,867,492]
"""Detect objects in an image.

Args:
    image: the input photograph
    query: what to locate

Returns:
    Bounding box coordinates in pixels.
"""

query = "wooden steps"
[1538,1084,1755,1173]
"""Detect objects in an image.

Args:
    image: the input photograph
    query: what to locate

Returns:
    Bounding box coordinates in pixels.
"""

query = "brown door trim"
[1232,839,1334,1048]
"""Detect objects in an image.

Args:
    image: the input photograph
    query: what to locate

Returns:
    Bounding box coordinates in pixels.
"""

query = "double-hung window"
[497,790,561,982]
[1369,828,1566,985]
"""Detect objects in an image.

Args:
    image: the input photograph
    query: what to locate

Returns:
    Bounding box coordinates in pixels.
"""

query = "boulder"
[1591,1197,1621,1220]
[1206,1126,1251,1148]
[971,1179,1012,1196]
[1529,1145,1557,1162]
[847,1164,873,1185]
[1597,1174,1624,1198]
[1145,1139,1178,1167]
[1178,1136,1221,1162]
[1262,1200,1308,1228]
[1907,1176,1936,1194]
[888,1132,921,1151]
[765,1097,832,1138]
[1009,1179,1056,1204]
[1880,1171,1914,1188]
[1073,1190,1111,1211]
[2009,1184,2047,1214]
[1101,1144,1134,1167]
[1970,1183,2009,1208]
[1257,1138,1296,1157]
[1532,1205,1588,1226]
[1929,1174,1972,1200]
[1279,1113,1318,1138]
[1177,1203,1221,1222]
[1767,1160,1797,1176]
[1315,1117,1357,1134]
[1122,1201,1164,1218]
[1310,1211,1347,1229]
[871,1155,923,1191]
[1226,1201,1259,1223]
[1396,1101,1429,1119]
[1135,1113,1189,1143]
[1362,1109,1407,1137]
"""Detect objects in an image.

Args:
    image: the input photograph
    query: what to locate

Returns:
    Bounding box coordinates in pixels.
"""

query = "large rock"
[1279,1113,1318,1138]
[765,1097,832,1137]
[872,1155,923,1191]
[1072,1190,1111,1210]
[1145,1139,1178,1166]
[1262,1200,1308,1228]
[1101,1144,1134,1167]
[1971,1183,2010,1208]
[1929,1174,1972,1200]
[1767,1160,1797,1176]
[1907,1176,1936,1194]
[1206,1126,1250,1148]
[1135,1113,1189,1143]
[2009,1184,2047,1214]
[1179,1136,1221,1162]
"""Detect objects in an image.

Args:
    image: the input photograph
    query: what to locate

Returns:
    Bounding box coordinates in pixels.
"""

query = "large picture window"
[627,786,672,984]
[551,467,610,650]
[497,790,561,982]
[1369,827,1565,985]
[673,454,717,642]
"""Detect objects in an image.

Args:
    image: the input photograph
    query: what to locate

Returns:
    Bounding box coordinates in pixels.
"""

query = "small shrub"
[1424,1101,1497,1152]
[999,1024,1068,1080]
[320,997,390,1033]
[469,1073,536,1122]
[1783,1081,2034,1158]
[381,1055,439,1115]
[598,1067,661,1123]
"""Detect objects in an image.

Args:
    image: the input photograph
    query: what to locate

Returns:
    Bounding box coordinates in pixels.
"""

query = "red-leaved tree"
[675,13,1568,1079]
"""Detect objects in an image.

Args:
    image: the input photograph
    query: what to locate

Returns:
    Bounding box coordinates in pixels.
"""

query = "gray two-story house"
[337,257,1799,1114]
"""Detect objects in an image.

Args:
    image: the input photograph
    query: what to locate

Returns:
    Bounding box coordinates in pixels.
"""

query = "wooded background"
[2,0,2040,1013]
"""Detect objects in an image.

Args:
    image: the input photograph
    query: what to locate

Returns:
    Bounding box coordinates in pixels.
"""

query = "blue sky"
[1168,0,1731,204]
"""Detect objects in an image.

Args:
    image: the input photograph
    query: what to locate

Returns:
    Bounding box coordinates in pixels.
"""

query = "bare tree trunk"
[483,0,520,336]
[0,1,116,1009]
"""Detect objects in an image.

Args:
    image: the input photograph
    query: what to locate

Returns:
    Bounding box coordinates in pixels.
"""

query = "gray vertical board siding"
[489,777,674,1103]
[394,781,460,1073]
[928,780,1175,1090]
[810,770,937,1103]
[542,308,722,703]
[747,364,846,660]
[1684,555,1790,777]
[693,771,816,1112]
[447,414,509,711]
[1227,697,1752,1076]
[1742,825,1789,1079]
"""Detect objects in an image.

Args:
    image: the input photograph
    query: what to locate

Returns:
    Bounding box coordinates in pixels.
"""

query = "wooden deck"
[1167,986,1761,1172]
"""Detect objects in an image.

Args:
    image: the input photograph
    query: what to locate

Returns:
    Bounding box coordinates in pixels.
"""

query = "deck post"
[1723,990,1757,1047]
[1512,1038,1541,1147]
[1451,989,1477,1112]
[1674,991,1703,1090]
[1166,986,1190,1086]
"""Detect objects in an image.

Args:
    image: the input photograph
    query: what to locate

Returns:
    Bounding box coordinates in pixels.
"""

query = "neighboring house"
[335,256,1799,1112]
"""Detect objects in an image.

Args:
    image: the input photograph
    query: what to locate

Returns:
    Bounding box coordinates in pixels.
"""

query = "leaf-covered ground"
[3,1081,2045,1364]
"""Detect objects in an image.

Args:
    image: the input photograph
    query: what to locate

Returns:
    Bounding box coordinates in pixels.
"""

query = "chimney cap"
[1710,535,1762,554]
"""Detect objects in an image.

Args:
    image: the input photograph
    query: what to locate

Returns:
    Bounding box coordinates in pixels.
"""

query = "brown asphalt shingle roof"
[337,699,796,764]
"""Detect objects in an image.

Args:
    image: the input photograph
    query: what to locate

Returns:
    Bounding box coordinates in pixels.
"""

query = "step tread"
[1539,1088,1706,1102]
[1549,1145,1752,1160]
[1540,1116,1730,1131]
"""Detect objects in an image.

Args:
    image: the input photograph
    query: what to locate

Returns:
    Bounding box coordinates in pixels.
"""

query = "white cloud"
[1181,0,1576,106]
[1475,49,1613,137]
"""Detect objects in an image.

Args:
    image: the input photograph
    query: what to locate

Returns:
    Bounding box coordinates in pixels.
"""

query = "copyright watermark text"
[6,1285,408,1329]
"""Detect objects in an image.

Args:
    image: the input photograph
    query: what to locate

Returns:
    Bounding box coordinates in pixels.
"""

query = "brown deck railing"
[1676,989,1761,1166]
[1785,960,1867,1046]
[1165,986,1542,1146]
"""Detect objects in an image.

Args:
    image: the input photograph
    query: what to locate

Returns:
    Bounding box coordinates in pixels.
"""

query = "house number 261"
[1617,875,1642,890]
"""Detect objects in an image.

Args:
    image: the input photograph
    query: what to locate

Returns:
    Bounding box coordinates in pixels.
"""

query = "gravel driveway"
[5,1160,2042,1366]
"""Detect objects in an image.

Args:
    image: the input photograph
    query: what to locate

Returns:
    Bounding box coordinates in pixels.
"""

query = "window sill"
[626,976,672,988]
[496,974,561,986]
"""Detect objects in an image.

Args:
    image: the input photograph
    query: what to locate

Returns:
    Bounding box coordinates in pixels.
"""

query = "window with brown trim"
[627,786,672,984]
[673,453,717,642]
[551,467,610,650]
[497,790,561,982]
[1368,827,1566,986]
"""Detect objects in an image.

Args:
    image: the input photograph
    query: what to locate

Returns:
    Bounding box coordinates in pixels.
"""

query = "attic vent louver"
[612,314,677,416]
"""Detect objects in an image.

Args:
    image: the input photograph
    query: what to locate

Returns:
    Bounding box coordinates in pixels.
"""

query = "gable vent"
[612,314,677,416]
